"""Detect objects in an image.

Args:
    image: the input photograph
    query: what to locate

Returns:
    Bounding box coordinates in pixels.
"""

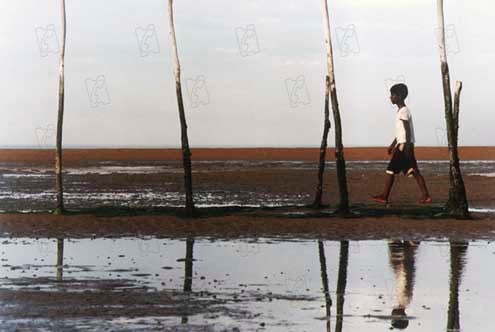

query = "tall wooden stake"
[54,0,66,215]
[436,0,469,217]
[321,0,349,213]
[168,0,195,215]
[313,76,331,208]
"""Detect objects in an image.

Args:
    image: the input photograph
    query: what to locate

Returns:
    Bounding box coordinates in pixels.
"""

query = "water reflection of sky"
[0,238,491,331]
[1,160,494,212]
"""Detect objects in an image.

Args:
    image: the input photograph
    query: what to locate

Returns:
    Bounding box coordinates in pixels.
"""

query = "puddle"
[470,207,495,214]
[0,238,493,331]
[469,173,495,178]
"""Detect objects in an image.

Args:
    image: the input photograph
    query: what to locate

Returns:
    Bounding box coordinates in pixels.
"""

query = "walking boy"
[372,83,432,204]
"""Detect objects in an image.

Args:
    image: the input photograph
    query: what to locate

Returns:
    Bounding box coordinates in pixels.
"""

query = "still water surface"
[0,238,491,331]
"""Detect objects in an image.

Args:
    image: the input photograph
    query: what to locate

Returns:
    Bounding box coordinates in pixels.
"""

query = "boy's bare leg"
[373,173,395,203]
[413,170,431,203]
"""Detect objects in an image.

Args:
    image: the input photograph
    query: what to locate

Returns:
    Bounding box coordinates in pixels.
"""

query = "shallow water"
[0,237,492,331]
[1,160,494,212]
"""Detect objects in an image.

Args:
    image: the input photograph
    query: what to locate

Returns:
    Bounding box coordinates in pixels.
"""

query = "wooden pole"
[436,0,469,217]
[168,0,195,215]
[321,0,349,213]
[313,76,331,208]
[54,0,66,214]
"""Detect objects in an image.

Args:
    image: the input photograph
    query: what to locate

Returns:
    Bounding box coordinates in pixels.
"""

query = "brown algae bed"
[0,204,494,240]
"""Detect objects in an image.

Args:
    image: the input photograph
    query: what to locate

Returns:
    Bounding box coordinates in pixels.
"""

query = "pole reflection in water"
[318,241,332,332]
[447,241,468,332]
[318,240,349,332]
[388,240,419,330]
[56,238,64,282]
[1,237,481,330]
[335,241,349,332]
[183,237,194,292]
[181,237,195,325]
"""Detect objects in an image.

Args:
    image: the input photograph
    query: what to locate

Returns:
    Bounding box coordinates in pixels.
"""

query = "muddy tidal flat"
[0,148,494,331]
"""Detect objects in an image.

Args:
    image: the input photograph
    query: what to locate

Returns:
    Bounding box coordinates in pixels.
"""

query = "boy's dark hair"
[391,308,409,329]
[390,83,408,100]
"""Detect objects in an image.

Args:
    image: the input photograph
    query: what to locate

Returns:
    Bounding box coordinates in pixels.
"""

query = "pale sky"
[1,0,494,148]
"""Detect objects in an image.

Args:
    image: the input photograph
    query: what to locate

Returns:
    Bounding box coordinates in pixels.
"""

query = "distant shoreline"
[1,147,494,163]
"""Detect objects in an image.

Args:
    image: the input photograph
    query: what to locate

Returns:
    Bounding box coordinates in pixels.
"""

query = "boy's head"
[391,308,409,329]
[390,83,408,105]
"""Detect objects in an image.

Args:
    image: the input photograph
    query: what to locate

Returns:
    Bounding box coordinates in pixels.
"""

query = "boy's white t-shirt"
[395,106,415,144]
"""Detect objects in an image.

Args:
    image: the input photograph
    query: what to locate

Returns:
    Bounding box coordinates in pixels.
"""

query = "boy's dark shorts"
[386,143,418,177]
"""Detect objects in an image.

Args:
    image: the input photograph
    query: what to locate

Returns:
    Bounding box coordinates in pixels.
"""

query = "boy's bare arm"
[401,120,410,143]
[388,138,397,155]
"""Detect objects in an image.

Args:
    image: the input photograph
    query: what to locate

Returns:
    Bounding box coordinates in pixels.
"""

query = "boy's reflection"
[388,240,419,329]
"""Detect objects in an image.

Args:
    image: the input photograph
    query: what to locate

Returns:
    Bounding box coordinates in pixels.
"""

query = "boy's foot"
[371,195,388,205]
[418,197,432,204]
